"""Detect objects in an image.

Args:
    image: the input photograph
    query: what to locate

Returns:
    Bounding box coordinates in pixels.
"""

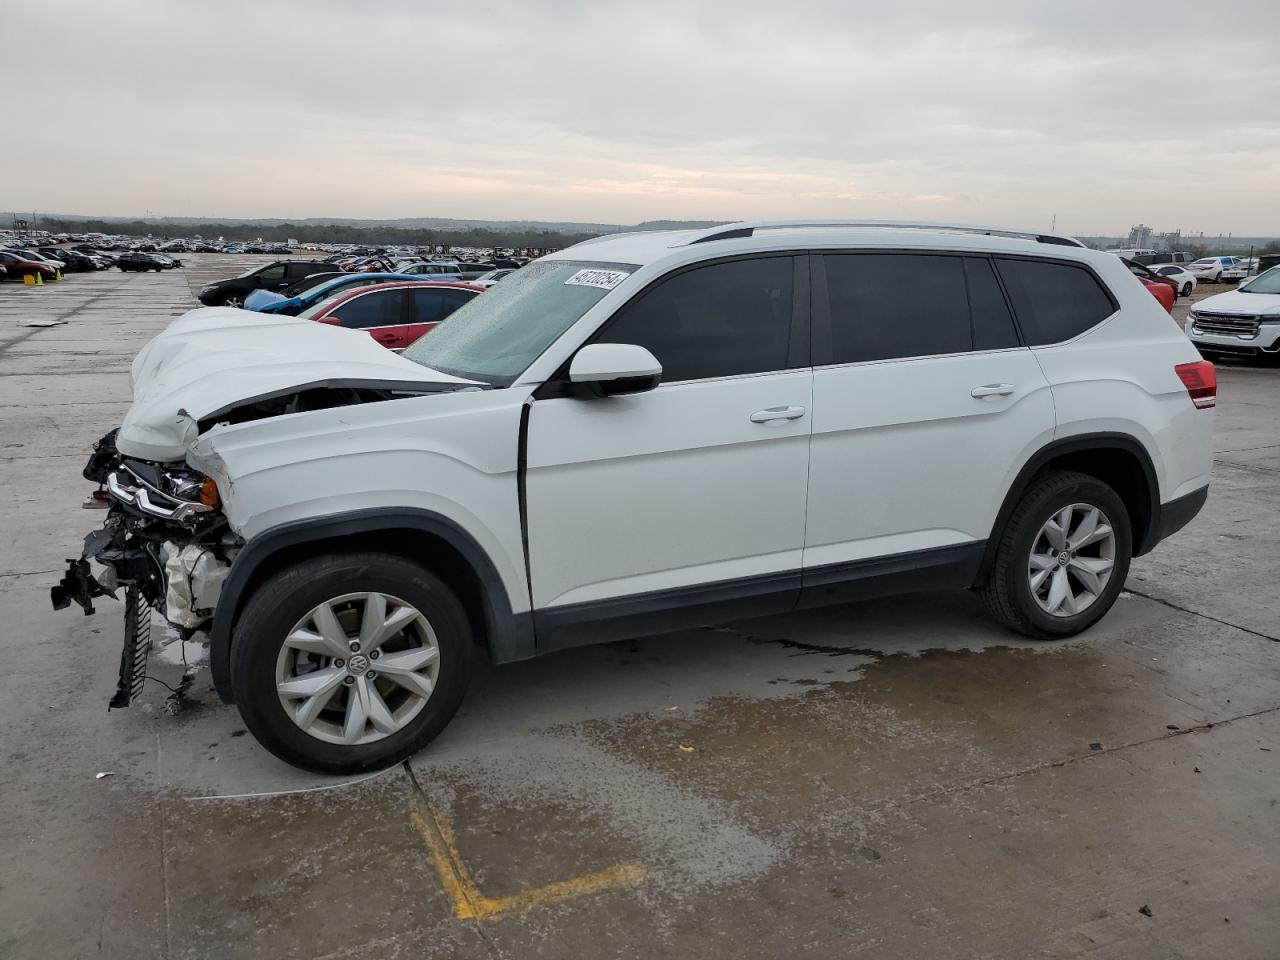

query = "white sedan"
[1148,263,1197,297]
[1187,256,1241,283]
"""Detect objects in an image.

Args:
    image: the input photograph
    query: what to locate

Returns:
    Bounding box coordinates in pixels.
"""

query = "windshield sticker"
[564,269,629,290]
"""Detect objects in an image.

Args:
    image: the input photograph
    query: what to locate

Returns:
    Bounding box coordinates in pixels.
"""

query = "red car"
[298,281,483,349]
[1138,275,1176,313]
[1122,258,1176,313]
[0,251,56,282]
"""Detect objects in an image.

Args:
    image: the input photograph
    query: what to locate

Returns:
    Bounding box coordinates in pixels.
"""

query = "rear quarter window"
[994,258,1117,346]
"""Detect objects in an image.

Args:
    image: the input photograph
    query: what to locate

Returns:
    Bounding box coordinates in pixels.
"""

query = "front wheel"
[979,470,1132,639]
[230,552,473,773]
[1181,283,1192,296]
[220,293,244,308]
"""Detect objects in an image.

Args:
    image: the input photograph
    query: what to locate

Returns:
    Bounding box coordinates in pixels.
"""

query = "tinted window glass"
[963,257,1020,351]
[330,290,402,329]
[257,264,286,282]
[823,254,970,362]
[995,258,1116,345]
[411,288,475,325]
[596,257,794,383]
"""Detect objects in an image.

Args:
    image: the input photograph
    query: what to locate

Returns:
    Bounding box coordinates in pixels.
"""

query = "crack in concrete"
[402,761,508,959]
[1126,587,1280,643]
[893,702,1280,812]
[0,282,138,356]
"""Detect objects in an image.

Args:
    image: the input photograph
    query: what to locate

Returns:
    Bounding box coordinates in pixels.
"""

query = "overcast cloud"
[4,0,1278,234]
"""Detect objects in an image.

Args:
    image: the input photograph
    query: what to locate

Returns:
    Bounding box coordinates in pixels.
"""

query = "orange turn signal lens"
[199,477,220,508]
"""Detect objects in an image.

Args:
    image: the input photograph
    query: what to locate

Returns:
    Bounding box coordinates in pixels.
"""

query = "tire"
[1213,272,1222,283]
[1181,283,1192,297]
[979,470,1132,639]
[230,552,473,773]
[220,292,245,308]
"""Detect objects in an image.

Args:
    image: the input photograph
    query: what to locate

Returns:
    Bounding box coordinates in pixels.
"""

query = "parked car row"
[194,259,488,350]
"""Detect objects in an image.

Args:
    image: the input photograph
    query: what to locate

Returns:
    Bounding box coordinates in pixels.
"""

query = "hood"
[244,288,288,312]
[1193,289,1280,316]
[117,307,479,461]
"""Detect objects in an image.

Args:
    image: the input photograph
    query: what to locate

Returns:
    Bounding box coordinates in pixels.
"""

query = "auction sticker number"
[564,269,629,290]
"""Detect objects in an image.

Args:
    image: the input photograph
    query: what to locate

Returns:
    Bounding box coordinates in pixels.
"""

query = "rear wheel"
[230,552,473,773]
[980,470,1132,639]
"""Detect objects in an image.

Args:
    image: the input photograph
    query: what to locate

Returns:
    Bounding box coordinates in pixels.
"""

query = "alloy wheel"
[1028,502,1116,617]
[275,592,440,745]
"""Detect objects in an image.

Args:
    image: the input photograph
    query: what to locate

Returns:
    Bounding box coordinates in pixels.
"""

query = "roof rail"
[683,219,1084,248]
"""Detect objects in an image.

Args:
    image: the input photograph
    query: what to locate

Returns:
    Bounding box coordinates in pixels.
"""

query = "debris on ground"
[1089,742,1102,751]
[678,745,695,753]
[1167,724,1180,731]
[95,772,113,780]
[1138,905,1154,917]
[19,319,67,327]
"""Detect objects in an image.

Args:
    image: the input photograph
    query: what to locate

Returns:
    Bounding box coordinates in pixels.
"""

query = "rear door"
[325,288,408,349]
[524,255,812,641]
[801,252,1056,602]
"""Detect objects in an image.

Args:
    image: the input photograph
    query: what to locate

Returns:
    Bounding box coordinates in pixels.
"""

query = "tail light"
[1175,360,1216,410]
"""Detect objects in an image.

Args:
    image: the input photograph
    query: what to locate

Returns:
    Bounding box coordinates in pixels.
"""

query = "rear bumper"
[1140,484,1208,554]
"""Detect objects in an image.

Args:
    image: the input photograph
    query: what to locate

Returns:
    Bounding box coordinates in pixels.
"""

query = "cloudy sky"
[5,0,1278,234]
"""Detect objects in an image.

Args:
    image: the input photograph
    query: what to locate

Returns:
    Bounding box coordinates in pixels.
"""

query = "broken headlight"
[107,461,220,525]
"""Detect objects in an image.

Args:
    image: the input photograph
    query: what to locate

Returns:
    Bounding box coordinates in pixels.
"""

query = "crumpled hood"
[117,307,477,461]
[1195,289,1280,316]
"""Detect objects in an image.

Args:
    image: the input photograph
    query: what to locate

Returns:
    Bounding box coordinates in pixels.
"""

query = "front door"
[327,288,408,349]
[525,254,813,648]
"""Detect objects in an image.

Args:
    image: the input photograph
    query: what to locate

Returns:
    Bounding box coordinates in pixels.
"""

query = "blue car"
[246,272,421,315]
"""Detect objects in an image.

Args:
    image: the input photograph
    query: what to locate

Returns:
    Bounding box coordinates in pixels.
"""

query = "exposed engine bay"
[50,429,243,708]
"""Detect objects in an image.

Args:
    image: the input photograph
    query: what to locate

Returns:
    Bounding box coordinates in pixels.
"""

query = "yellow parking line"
[410,808,645,920]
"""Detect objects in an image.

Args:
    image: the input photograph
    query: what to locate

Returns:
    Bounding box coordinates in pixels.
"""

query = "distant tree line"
[32,216,602,250]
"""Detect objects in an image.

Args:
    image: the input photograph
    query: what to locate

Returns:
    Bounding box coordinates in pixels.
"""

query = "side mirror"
[568,343,662,397]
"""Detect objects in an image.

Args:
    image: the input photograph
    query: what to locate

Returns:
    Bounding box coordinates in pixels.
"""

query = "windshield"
[1239,268,1280,294]
[402,259,635,385]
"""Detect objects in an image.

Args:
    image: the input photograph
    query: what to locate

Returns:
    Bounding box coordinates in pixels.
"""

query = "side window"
[330,290,403,329]
[257,264,286,282]
[995,258,1116,346]
[963,258,1020,351]
[822,253,970,362]
[595,256,794,383]
[438,289,475,318]
[410,288,472,324]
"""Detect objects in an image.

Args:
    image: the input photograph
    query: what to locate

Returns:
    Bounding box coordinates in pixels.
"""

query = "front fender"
[208,508,535,703]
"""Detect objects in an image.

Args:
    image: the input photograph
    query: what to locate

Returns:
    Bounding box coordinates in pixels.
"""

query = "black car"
[117,252,166,272]
[196,260,336,308]
[39,248,97,272]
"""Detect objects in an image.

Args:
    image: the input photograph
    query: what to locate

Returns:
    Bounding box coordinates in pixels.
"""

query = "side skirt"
[532,541,986,655]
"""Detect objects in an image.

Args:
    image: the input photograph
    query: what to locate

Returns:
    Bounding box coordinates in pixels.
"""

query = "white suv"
[51,221,1216,772]
[1186,265,1280,361]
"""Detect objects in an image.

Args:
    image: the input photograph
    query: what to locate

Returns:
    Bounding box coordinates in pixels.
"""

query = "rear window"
[994,258,1116,346]
[821,253,1019,363]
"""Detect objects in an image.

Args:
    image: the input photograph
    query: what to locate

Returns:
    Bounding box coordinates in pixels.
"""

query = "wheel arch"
[209,508,535,704]
[979,433,1161,580]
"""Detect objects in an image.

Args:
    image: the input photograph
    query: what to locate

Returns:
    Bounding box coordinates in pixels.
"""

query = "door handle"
[750,405,807,423]
[971,383,1015,399]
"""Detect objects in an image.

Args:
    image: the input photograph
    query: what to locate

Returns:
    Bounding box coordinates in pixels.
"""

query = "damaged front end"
[51,429,241,708]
